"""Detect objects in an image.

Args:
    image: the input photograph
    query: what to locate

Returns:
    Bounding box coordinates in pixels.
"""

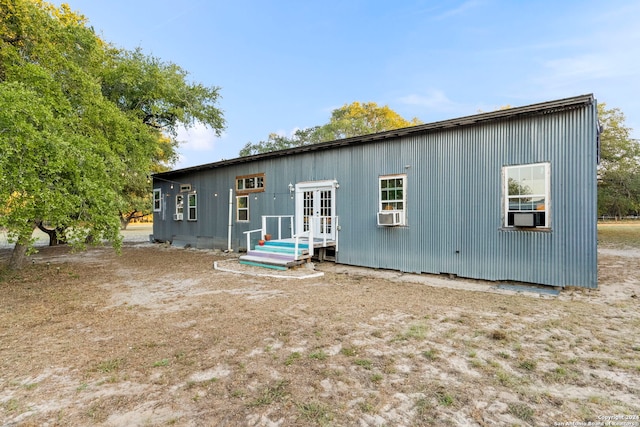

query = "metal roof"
[154,93,594,178]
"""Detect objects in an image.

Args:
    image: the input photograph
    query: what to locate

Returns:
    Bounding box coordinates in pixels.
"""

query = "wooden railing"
[262,215,294,240]
[243,215,339,260]
[243,215,294,252]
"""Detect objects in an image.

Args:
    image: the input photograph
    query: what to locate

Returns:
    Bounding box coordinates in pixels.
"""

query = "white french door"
[295,181,336,240]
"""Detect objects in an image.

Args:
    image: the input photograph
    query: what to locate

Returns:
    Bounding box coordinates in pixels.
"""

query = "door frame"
[295,180,338,239]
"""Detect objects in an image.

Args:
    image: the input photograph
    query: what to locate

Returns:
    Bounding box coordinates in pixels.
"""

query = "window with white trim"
[378,174,407,226]
[503,162,550,228]
[153,189,161,212]
[187,193,197,221]
[236,195,249,222]
[174,194,184,220]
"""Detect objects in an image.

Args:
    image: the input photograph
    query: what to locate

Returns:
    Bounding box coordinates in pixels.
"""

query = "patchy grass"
[94,359,123,373]
[308,350,328,361]
[1,241,638,426]
[508,402,535,423]
[354,359,373,370]
[248,380,289,407]
[598,222,640,247]
[284,351,302,366]
[297,401,333,424]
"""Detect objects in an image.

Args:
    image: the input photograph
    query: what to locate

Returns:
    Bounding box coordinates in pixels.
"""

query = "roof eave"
[154,94,594,178]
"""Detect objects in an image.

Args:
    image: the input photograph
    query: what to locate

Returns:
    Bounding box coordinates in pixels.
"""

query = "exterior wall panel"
[153,97,598,288]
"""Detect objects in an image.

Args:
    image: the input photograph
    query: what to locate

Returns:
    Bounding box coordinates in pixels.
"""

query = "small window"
[236,173,265,194]
[378,174,407,225]
[153,189,161,212]
[187,193,197,221]
[174,195,184,221]
[237,195,249,222]
[503,162,550,228]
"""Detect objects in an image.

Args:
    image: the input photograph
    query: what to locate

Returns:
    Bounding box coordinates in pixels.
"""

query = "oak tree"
[0,0,225,267]
[240,102,421,156]
[597,103,640,217]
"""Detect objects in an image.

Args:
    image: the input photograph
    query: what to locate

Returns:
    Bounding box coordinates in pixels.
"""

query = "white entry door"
[295,180,337,240]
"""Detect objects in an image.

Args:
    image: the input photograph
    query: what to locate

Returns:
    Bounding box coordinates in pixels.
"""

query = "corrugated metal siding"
[153,101,598,288]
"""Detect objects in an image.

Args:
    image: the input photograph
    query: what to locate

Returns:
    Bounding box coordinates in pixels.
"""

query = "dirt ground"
[1,224,639,426]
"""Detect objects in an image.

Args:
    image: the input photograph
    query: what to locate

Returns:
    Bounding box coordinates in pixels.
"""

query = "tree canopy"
[239,101,421,156]
[597,103,640,218]
[0,0,225,268]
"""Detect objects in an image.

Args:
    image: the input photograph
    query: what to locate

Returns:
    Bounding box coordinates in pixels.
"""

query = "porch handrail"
[261,215,294,240]
[314,215,338,248]
[246,215,338,257]
[292,218,314,260]
[243,228,263,252]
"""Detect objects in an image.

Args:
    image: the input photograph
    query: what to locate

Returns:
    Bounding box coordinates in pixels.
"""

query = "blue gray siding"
[154,97,598,288]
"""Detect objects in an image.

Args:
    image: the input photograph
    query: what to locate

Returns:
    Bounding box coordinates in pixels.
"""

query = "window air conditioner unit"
[377,211,402,226]
[508,212,545,227]
[173,213,183,221]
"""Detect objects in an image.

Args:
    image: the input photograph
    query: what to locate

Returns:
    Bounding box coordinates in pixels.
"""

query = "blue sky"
[56,0,640,169]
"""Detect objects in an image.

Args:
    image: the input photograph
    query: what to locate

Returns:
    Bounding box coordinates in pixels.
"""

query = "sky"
[55,0,640,169]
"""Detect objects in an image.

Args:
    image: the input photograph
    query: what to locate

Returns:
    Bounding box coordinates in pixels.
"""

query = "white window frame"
[236,195,249,222]
[153,189,162,212]
[187,192,197,221]
[378,174,407,226]
[174,194,184,221]
[503,162,550,229]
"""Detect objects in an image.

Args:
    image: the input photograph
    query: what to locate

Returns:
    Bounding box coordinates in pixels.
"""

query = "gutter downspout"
[227,188,233,252]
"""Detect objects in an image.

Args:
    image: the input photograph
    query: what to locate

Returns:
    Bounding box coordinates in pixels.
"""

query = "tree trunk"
[9,241,29,270]
[120,215,130,230]
[36,221,66,246]
[8,224,38,270]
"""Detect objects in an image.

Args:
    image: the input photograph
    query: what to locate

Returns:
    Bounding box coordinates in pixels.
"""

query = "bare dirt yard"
[1,223,639,426]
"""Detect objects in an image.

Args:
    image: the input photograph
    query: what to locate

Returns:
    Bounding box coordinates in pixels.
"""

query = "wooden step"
[238,239,313,271]
[253,245,308,256]
[245,250,300,261]
[262,240,309,249]
[238,254,305,270]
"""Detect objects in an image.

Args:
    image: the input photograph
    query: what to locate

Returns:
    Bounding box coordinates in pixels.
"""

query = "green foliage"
[319,101,422,140]
[0,0,225,265]
[239,101,421,156]
[101,48,224,137]
[239,127,322,157]
[597,103,640,217]
[0,0,125,258]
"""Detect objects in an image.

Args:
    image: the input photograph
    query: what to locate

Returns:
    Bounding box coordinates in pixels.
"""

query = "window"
[174,194,184,220]
[236,195,249,222]
[153,189,161,212]
[503,162,550,228]
[236,173,265,193]
[378,174,407,225]
[187,193,197,221]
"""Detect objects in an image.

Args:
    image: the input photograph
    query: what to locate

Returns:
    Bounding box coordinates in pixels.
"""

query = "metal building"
[152,94,599,288]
